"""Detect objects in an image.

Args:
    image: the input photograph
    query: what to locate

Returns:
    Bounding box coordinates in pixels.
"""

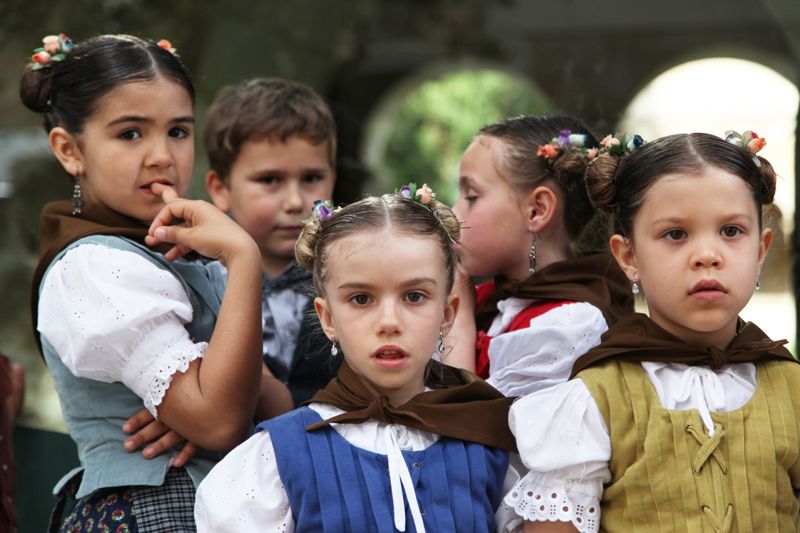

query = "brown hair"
[295,195,460,296]
[20,34,194,135]
[477,114,602,254]
[203,77,336,179]
[585,132,777,237]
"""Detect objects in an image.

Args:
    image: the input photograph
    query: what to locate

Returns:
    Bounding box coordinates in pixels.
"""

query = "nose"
[145,137,174,169]
[376,299,401,336]
[283,180,304,213]
[692,237,723,269]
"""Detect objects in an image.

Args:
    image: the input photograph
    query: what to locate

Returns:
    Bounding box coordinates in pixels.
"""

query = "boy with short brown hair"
[204,78,339,405]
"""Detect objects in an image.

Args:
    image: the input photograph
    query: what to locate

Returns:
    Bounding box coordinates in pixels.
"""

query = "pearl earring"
[632,273,640,295]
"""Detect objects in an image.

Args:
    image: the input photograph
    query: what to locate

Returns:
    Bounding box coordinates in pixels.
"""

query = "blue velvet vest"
[260,407,509,532]
[39,235,226,498]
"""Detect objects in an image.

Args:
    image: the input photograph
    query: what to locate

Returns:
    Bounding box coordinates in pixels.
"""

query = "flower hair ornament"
[724,130,766,166]
[307,199,336,223]
[536,129,594,162]
[396,182,459,243]
[157,39,178,55]
[30,34,75,70]
[594,133,645,160]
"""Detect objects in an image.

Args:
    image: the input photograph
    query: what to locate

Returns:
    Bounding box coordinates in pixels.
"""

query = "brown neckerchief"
[475,252,634,332]
[569,312,796,378]
[303,359,517,452]
[30,200,167,353]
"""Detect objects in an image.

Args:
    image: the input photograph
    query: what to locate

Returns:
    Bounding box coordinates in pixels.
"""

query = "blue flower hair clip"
[724,129,766,167]
[30,34,75,70]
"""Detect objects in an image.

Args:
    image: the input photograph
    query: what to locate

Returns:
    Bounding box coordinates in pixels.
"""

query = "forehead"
[324,230,446,283]
[90,77,193,121]
[638,166,758,219]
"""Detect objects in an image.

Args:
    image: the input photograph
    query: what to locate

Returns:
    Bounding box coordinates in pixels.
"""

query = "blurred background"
[1,0,798,528]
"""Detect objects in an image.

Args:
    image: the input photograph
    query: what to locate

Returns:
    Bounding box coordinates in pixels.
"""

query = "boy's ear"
[205,170,231,212]
[314,296,336,340]
[525,184,559,234]
[48,127,83,177]
[609,234,638,281]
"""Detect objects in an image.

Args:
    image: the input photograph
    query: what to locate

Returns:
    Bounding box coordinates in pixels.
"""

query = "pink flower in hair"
[32,51,52,66]
[586,147,599,160]
[747,136,766,154]
[600,135,620,148]
[42,35,60,54]
[415,184,434,204]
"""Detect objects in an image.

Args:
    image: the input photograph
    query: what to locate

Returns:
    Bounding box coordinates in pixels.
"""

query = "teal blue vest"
[40,235,226,498]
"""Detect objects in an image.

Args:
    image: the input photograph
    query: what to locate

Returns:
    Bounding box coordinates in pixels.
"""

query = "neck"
[261,256,292,278]
[505,243,569,283]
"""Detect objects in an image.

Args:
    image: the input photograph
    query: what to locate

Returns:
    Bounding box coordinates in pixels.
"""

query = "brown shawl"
[570,312,796,378]
[30,200,164,352]
[475,253,633,332]
[304,360,517,452]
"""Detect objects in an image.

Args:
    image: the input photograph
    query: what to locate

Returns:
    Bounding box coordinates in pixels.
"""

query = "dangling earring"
[71,181,84,216]
[755,279,761,291]
[330,336,338,357]
[631,273,641,295]
[437,331,445,356]
[528,233,537,273]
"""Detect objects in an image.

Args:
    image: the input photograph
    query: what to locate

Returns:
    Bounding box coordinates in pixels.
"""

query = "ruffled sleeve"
[505,379,611,532]
[487,301,608,397]
[37,242,207,416]
[194,430,293,532]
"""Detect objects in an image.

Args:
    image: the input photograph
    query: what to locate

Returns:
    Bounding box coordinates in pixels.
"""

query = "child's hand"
[453,265,477,316]
[444,265,477,372]
[122,408,199,467]
[146,183,259,265]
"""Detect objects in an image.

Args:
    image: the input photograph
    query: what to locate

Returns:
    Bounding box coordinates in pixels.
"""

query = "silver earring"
[330,337,338,356]
[755,279,761,291]
[437,331,445,355]
[528,234,537,273]
[632,273,640,295]
[71,182,84,215]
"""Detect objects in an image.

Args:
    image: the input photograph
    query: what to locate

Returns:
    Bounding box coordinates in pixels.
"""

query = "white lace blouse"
[506,361,757,532]
[194,402,525,533]
[485,298,608,397]
[37,242,208,417]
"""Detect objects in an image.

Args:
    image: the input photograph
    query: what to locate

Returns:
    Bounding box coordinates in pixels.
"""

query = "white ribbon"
[384,428,426,533]
[672,366,727,436]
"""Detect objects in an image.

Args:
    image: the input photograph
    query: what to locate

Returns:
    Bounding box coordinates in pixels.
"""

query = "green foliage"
[383,69,549,204]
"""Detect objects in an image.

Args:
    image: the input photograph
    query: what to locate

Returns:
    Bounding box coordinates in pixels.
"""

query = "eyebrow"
[458,176,472,188]
[337,277,439,290]
[651,212,755,226]
[105,115,195,127]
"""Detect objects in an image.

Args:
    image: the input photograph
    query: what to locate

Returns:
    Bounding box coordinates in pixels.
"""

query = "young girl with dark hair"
[509,131,798,532]
[195,189,521,532]
[450,115,633,396]
[23,33,288,531]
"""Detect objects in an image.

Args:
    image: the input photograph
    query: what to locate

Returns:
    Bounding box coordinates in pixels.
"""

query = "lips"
[689,279,727,294]
[140,179,173,192]
[372,346,408,360]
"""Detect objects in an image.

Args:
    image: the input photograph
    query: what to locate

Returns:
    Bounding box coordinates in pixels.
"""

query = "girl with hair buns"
[508,131,799,532]
[450,115,634,396]
[196,190,522,532]
[23,33,289,531]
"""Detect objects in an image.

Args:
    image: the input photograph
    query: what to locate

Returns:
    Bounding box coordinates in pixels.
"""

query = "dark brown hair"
[20,34,194,134]
[295,195,460,296]
[585,132,777,237]
[203,78,337,179]
[477,114,601,253]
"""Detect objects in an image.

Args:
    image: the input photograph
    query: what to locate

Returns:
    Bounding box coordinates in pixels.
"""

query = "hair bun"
[19,67,54,112]
[754,155,777,204]
[584,152,621,211]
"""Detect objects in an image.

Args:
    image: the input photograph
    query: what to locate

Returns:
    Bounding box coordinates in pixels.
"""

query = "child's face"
[452,136,532,279]
[315,231,457,406]
[56,77,194,224]
[611,167,772,348]
[209,136,334,277]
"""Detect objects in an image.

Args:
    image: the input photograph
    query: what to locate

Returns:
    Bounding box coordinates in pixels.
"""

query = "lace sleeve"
[486,302,607,397]
[505,379,611,532]
[37,242,208,416]
[195,430,294,532]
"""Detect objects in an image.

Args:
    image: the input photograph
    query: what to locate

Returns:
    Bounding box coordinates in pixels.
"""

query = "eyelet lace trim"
[505,476,600,532]
[144,341,207,416]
